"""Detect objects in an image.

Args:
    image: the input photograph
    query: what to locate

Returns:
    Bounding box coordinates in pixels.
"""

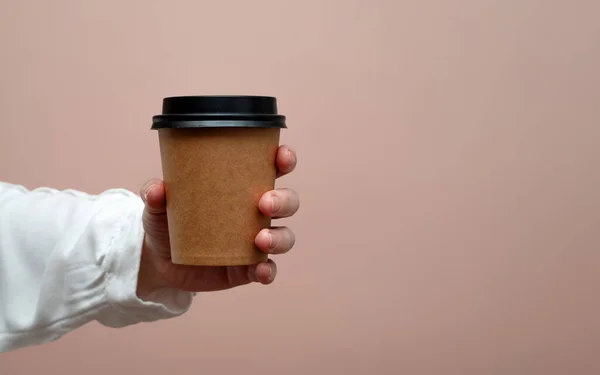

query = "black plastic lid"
[151,96,286,129]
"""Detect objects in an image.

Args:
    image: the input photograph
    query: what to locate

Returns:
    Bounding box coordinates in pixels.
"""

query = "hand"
[136,145,299,297]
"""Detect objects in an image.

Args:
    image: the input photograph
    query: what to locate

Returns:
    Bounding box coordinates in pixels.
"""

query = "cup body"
[151,95,286,266]
[157,127,280,266]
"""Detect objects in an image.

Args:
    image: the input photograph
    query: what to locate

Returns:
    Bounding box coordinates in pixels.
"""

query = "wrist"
[136,236,169,300]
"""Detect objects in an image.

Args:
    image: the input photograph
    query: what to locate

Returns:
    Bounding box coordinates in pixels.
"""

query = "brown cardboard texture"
[157,127,280,266]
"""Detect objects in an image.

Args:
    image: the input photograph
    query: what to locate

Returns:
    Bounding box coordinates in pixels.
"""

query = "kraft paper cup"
[151,96,286,266]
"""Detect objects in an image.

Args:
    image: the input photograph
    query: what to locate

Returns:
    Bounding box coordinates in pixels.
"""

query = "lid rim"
[153,113,286,118]
[151,120,287,130]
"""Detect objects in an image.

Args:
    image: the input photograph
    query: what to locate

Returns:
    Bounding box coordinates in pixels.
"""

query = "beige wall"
[1,0,600,373]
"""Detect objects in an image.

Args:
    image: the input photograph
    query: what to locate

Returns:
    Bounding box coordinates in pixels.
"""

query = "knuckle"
[286,230,296,248]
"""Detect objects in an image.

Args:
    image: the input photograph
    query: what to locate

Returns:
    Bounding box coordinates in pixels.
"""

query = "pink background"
[1,0,600,373]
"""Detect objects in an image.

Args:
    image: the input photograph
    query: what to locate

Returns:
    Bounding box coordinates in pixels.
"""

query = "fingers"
[171,260,277,292]
[255,227,295,254]
[140,179,167,215]
[221,260,277,288]
[276,145,297,178]
[254,259,277,284]
[258,188,300,218]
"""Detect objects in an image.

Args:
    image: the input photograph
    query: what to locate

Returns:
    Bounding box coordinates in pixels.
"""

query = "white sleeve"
[0,181,194,353]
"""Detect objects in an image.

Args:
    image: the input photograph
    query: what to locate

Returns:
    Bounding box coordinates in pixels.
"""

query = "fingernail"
[287,147,296,164]
[271,195,281,213]
[268,231,275,250]
[269,265,275,280]
[142,184,155,202]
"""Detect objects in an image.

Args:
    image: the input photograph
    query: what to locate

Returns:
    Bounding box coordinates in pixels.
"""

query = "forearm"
[0,182,192,353]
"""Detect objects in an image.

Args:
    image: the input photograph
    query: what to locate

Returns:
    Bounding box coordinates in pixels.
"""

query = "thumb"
[140,179,167,215]
[140,179,171,257]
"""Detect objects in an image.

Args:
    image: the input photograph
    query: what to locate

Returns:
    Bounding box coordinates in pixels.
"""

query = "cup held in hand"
[151,96,287,266]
